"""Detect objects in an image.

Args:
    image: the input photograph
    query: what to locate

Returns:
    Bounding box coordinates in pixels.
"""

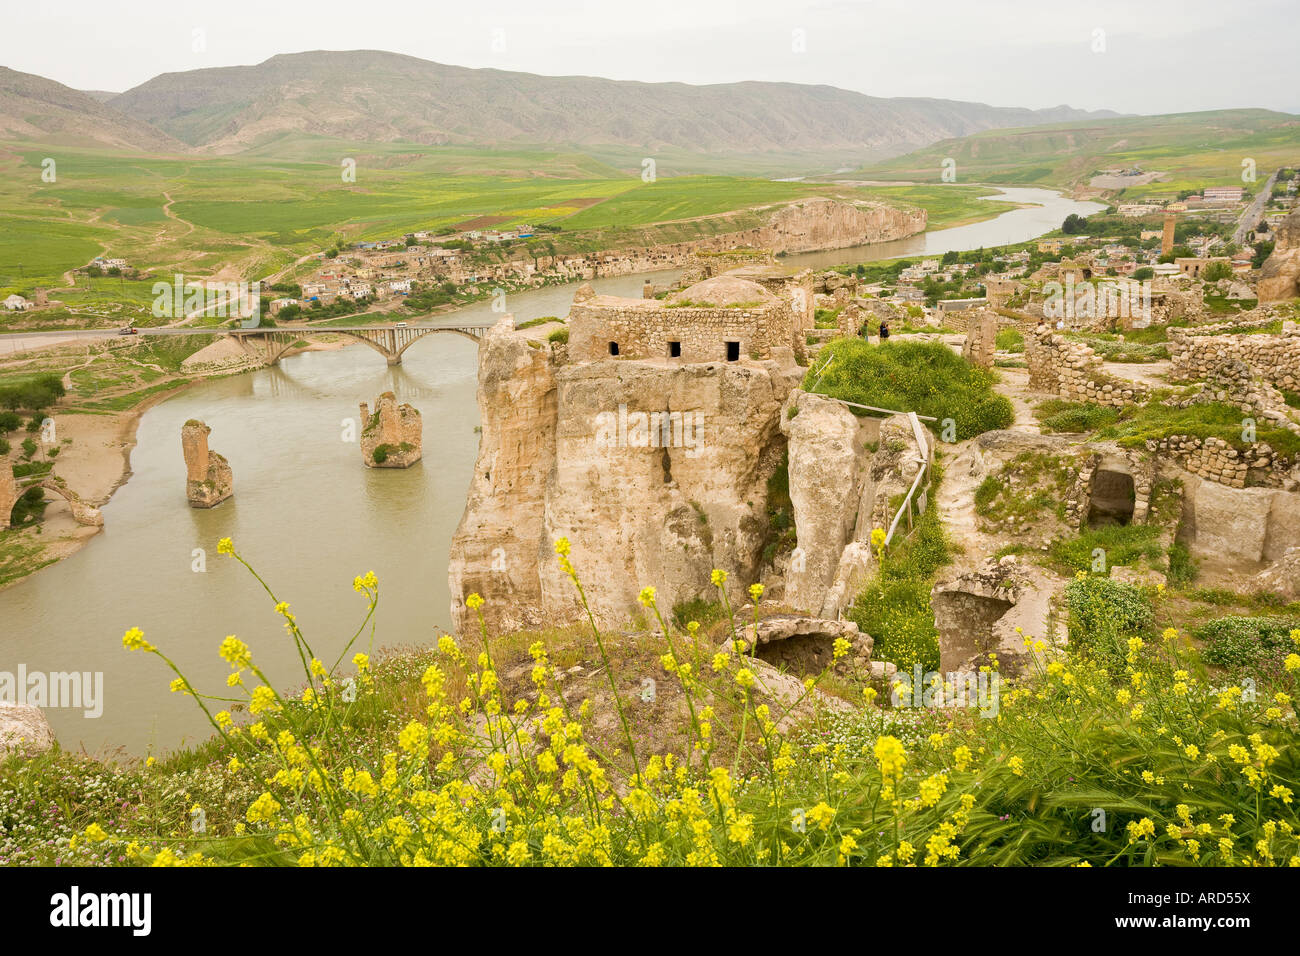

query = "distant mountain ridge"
[102,50,1118,158]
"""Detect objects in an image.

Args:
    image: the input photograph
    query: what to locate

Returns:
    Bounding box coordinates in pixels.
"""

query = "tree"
[1062,213,1087,235]
[1203,261,1232,282]
[1252,241,1275,268]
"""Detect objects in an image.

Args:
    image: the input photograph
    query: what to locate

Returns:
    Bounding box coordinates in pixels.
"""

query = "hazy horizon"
[4,0,1297,116]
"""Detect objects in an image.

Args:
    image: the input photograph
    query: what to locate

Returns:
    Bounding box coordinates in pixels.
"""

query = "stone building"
[567,273,808,365]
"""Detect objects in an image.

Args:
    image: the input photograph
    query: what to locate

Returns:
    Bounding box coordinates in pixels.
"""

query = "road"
[1234,170,1278,245]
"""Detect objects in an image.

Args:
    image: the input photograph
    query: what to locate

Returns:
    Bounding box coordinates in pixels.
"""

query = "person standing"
[879,318,890,341]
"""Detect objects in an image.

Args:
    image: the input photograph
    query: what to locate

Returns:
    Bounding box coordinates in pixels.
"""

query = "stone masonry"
[360,392,423,468]
[1024,326,1147,406]
[181,420,233,508]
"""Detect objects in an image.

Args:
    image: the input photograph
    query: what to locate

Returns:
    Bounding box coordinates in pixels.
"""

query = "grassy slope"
[844,108,1300,190]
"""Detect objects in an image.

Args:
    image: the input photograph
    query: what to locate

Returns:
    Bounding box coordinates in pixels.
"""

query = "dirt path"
[992,365,1042,433]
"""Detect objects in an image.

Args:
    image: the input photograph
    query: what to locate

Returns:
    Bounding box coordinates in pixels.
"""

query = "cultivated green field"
[0,140,1009,300]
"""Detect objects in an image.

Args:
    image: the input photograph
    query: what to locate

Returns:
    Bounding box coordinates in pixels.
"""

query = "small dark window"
[725,341,740,362]
[609,342,620,356]
[668,341,681,358]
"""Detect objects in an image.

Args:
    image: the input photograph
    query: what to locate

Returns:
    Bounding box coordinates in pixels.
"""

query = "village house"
[3,294,32,311]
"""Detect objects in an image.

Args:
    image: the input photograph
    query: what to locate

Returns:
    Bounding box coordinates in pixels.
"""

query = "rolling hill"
[842,109,1300,190]
[105,50,1117,163]
[0,67,182,152]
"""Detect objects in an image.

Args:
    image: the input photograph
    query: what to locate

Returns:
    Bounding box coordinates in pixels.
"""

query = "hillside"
[0,67,182,152]
[843,108,1300,190]
[106,50,1116,161]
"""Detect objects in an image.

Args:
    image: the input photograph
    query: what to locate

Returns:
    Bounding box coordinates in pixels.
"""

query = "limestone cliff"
[448,318,801,634]
[360,392,423,468]
[721,198,926,254]
[1258,207,1300,303]
[181,420,233,509]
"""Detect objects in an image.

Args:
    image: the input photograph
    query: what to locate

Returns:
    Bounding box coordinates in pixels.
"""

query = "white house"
[3,294,32,311]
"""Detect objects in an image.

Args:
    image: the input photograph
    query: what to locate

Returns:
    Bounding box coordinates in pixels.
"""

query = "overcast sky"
[5,0,1297,115]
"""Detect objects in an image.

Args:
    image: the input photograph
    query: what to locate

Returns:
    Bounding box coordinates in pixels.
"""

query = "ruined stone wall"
[360,392,423,468]
[961,311,999,368]
[1167,323,1300,393]
[568,299,796,364]
[1145,435,1292,489]
[181,420,233,508]
[1024,328,1148,406]
[448,320,804,634]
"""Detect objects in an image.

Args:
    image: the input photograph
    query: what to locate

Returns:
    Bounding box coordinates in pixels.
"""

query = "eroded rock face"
[1178,478,1300,565]
[780,392,866,616]
[0,703,55,754]
[1258,207,1300,303]
[181,420,233,509]
[360,392,423,468]
[728,198,927,254]
[448,318,558,636]
[448,319,802,634]
[0,467,16,531]
[1254,547,1300,601]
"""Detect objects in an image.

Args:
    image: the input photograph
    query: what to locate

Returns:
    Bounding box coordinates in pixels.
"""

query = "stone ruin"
[737,614,875,677]
[360,392,423,468]
[567,273,811,365]
[1024,325,1147,406]
[961,310,1000,368]
[932,556,1059,677]
[181,419,233,508]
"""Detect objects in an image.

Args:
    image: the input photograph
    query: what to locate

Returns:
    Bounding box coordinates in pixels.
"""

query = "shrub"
[1035,400,1119,434]
[994,328,1023,352]
[372,445,391,464]
[1197,616,1300,678]
[805,339,1014,440]
[1063,576,1152,668]
[547,327,569,345]
[0,411,20,432]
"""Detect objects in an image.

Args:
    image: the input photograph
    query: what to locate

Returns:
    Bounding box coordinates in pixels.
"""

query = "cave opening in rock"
[668,340,681,358]
[1088,468,1136,527]
[725,341,740,362]
[608,341,620,356]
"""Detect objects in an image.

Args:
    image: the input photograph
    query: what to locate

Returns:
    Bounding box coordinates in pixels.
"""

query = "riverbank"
[0,339,345,592]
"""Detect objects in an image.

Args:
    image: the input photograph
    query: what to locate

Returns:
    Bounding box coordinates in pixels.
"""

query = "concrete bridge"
[230,323,491,366]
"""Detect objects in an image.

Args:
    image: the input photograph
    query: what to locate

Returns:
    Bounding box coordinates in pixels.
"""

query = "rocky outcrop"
[1257,207,1300,302]
[1253,547,1300,601]
[181,420,233,508]
[448,318,558,636]
[360,392,423,468]
[0,466,16,531]
[725,198,927,254]
[448,317,802,635]
[0,703,55,754]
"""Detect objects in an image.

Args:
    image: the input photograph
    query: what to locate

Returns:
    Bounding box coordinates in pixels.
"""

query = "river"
[0,186,1101,756]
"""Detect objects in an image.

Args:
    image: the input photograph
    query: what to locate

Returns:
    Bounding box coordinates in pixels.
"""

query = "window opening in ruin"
[725,341,740,362]
[608,341,619,356]
[669,341,681,358]
[1088,469,1136,527]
